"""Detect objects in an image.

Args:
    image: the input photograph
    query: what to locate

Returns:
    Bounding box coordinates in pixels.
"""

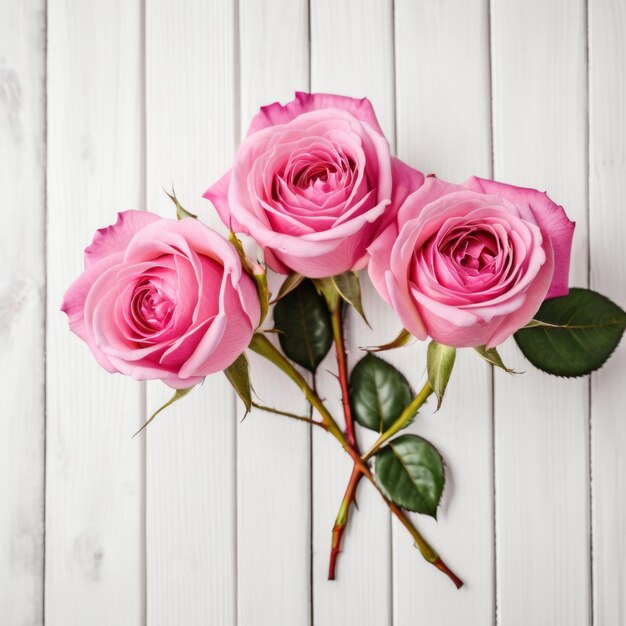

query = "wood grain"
[46,1,145,624]
[0,0,46,623]
[589,1,626,624]
[5,1,626,623]
[145,1,237,624]
[393,2,494,624]
[310,1,395,623]
[237,1,312,625]
[491,1,591,624]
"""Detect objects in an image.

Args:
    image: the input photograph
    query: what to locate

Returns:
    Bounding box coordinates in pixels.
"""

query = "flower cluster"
[63,93,624,586]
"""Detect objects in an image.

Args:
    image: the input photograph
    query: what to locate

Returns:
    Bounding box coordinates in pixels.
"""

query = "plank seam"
[43,0,49,622]
[307,6,314,623]
[139,0,148,623]
[391,1,398,623]
[234,1,242,624]
[585,1,594,624]
[486,0,498,623]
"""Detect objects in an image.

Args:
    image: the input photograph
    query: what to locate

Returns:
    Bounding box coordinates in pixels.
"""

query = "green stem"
[328,380,434,579]
[248,333,344,442]
[251,401,323,427]
[362,381,433,461]
[248,333,463,588]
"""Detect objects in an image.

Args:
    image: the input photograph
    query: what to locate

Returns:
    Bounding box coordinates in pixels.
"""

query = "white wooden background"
[1,0,625,624]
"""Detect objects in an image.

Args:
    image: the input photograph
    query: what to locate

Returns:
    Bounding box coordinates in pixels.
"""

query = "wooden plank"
[309,1,395,623]
[236,1,312,625]
[144,1,237,624]
[0,0,46,623]
[393,1,494,624]
[490,1,590,624]
[588,1,626,623]
[46,1,145,624]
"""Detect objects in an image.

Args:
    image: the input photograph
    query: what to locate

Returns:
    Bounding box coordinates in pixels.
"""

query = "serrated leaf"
[514,288,626,377]
[273,279,333,372]
[133,386,194,437]
[224,353,252,416]
[165,188,198,220]
[272,273,305,303]
[349,353,413,433]
[474,345,516,373]
[332,271,369,326]
[366,328,413,352]
[374,434,445,517]
[427,341,456,409]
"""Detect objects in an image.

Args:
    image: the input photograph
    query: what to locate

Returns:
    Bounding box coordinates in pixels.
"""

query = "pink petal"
[386,158,425,223]
[203,170,247,233]
[464,176,575,299]
[385,271,428,340]
[61,253,123,373]
[84,211,160,267]
[367,222,398,303]
[246,92,385,136]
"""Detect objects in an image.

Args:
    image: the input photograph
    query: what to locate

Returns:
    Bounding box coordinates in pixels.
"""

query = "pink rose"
[204,92,418,278]
[61,211,261,388]
[369,175,575,348]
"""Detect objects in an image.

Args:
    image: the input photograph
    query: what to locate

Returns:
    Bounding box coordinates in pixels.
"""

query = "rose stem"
[327,300,360,579]
[330,302,357,449]
[329,381,434,579]
[248,333,463,589]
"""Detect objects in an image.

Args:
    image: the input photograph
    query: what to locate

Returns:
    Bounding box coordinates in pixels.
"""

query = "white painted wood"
[310,1,395,623]
[145,1,237,624]
[7,2,626,624]
[0,1,45,623]
[393,2,495,624]
[46,1,145,624]
[589,2,626,624]
[237,2,312,625]
[490,1,591,624]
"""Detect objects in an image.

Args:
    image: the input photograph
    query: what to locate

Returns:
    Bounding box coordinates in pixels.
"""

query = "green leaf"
[349,353,413,433]
[165,188,198,220]
[332,271,370,326]
[366,328,413,352]
[273,279,333,372]
[427,341,456,409]
[224,353,252,416]
[474,345,516,373]
[133,386,194,437]
[374,434,445,517]
[272,273,305,303]
[514,288,626,377]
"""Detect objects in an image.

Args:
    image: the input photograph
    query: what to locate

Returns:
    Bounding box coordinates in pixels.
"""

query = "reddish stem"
[328,464,360,580]
[434,558,464,589]
[331,303,357,449]
[327,302,361,578]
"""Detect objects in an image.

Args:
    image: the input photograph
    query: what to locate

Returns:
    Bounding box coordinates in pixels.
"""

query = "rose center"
[131,279,176,334]
[441,230,500,275]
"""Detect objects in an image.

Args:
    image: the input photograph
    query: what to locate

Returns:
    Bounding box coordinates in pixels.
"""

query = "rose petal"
[464,176,575,299]
[246,91,385,136]
[84,211,160,267]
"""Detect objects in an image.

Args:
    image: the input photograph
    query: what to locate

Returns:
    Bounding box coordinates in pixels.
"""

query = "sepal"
[427,341,456,410]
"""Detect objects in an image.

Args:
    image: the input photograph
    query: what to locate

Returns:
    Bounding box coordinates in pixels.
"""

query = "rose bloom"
[369,175,575,348]
[205,92,418,278]
[62,211,260,388]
